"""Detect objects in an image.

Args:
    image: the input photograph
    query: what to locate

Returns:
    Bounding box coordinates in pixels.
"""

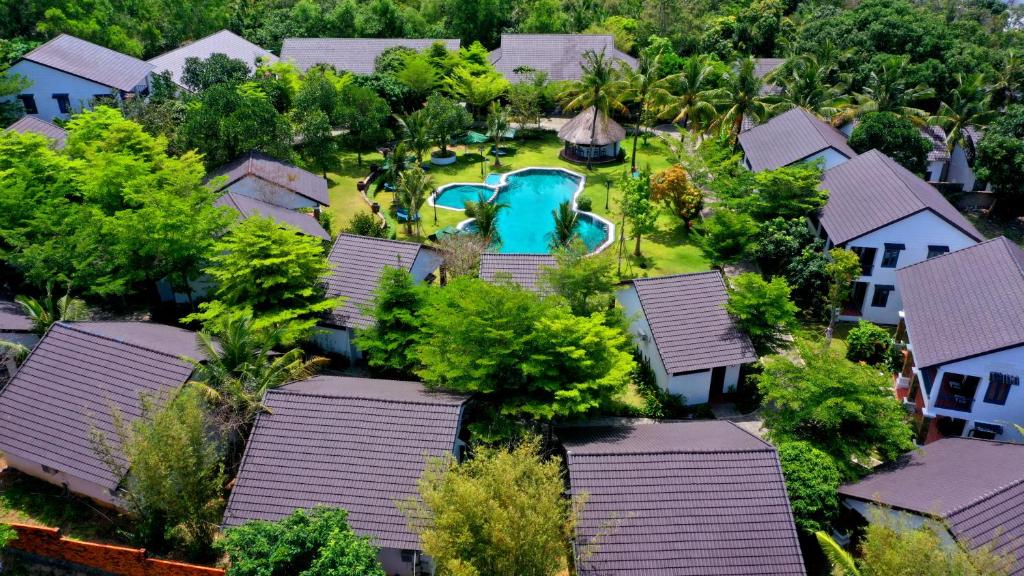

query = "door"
[843,282,868,316]
[709,366,727,402]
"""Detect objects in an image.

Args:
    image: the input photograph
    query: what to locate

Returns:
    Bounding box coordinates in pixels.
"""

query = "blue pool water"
[438,169,610,254]
[433,184,495,210]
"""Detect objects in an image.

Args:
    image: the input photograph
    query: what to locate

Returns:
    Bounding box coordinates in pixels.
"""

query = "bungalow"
[4,34,153,121]
[489,34,636,83]
[0,321,201,506]
[895,237,1024,443]
[0,300,37,379]
[839,437,1024,575]
[5,116,67,149]
[616,271,757,405]
[316,234,442,358]
[206,151,329,210]
[557,106,626,164]
[280,38,461,74]
[815,149,983,325]
[561,421,806,576]
[222,375,469,576]
[147,30,277,89]
[214,192,330,240]
[739,58,786,132]
[738,107,856,172]
[478,253,556,293]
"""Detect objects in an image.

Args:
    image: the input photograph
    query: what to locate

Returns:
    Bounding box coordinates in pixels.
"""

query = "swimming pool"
[431,168,614,254]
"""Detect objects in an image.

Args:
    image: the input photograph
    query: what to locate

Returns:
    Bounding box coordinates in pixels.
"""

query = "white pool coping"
[430,166,616,255]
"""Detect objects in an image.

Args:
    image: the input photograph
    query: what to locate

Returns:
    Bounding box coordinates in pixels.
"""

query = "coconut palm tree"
[843,54,934,125]
[989,50,1022,111]
[559,49,628,168]
[815,531,860,576]
[396,167,433,236]
[669,55,720,133]
[715,57,771,142]
[486,101,510,168]
[550,201,580,249]
[15,285,89,335]
[619,49,674,172]
[771,54,849,122]
[396,110,431,165]
[929,73,995,157]
[464,190,507,245]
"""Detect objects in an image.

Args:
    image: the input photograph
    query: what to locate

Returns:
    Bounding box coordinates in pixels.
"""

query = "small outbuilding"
[557,106,625,165]
[478,253,556,293]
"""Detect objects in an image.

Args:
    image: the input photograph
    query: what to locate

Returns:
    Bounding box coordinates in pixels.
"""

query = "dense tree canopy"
[848,112,931,175]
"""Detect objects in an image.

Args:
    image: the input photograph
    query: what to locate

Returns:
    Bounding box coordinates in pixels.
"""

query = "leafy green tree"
[772,54,849,122]
[620,172,659,257]
[355,267,428,379]
[445,66,509,118]
[650,165,703,228]
[725,273,799,355]
[464,190,506,245]
[395,167,432,236]
[294,109,337,177]
[758,339,915,479]
[848,112,932,174]
[0,72,30,125]
[424,92,471,159]
[846,54,933,124]
[218,507,384,576]
[413,277,633,440]
[337,84,392,165]
[0,521,15,548]
[507,82,542,129]
[398,51,440,97]
[785,243,831,321]
[743,164,827,221]
[346,212,389,238]
[181,53,251,92]
[989,50,1022,111]
[701,209,758,265]
[846,321,900,371]
[559,49,627,169]
[975,105,1024,218]
[549,201,579,249]
[187,217,339,344]
[825,248,862,348]
[750,218,816,276]
[540,239,616,317]
[400,437,576,576]
[778,441,841,534]
[91,388,225,560]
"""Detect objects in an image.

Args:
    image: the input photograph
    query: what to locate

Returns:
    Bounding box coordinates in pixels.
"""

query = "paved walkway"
[711,402,767,439]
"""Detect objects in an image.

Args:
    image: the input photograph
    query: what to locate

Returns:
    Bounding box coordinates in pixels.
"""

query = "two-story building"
[815,149,983,325]
[5,34,153,121]
[737,107,856,172]
[895,237,1024,443]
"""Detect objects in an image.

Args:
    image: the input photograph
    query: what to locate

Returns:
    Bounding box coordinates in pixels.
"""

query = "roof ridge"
[570,447,776,457]
[22,33,67,59]
[945,472,1024,519]
[57,322,195,362]
[337,232,426,249]
[147,29,239,62]
[802,108,844,148]
[629,269,722,283]
[267,387,466,407]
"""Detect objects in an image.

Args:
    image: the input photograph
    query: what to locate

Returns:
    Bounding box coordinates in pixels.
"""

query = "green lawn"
[0,469,124,544]
[326,131,711,278]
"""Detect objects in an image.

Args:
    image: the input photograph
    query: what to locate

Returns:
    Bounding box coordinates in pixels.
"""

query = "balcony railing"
[934,393,973,412]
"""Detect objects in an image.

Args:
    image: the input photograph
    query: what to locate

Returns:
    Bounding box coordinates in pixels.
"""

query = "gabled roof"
[20,34,153,91]
[490,34,637,82]
[561,421,806,576]
[323,234,439,329]
[819,149,983,246]
[478,253,556,293]
[921,124,951,162]
[738,107,855,172]
[206,151,329,206]
[755,57,785,97]
[147,30,276,87]
[0,300,32,333]
[839,438,1024,574]
[215,192,330,240]
[558,106,626,145]
[625,271,757,374]
[6,116,67,149]
[0,322,198,491]
[222,375,468,550]
[897,237,1024,368]
[280,38,461,73]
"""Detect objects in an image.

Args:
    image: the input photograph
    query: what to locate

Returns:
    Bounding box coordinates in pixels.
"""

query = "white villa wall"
[743,146,850,172]
[842,499,957,547]
[926,159,946,182]
[918,344,1024,442]
[3,450,120,508]
[4,60,143,120]
[838,210,978,325]
[225,176,320,209]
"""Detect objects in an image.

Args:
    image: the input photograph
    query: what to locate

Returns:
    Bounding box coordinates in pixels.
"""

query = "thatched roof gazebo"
[557,106,626,166]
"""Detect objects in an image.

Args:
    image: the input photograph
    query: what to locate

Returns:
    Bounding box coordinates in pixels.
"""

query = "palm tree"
[381,141,408,193]
[844,55,934,125]
[815,531,860,576]
[559,49,628,168]
[715,57,771,142]
[619,49,674,171]
[929,73,995,157]
[396,167,433,237]
[15,285,89,335]
[486,101,510,168]
[669,55,720,133]
[772,54,849,122]
[989,50,1022,110]
[550,200,580,249]
[464,190,507,245]
[396,110,431,165]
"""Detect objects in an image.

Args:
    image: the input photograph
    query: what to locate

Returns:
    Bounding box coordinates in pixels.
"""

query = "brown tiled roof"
[478,253,556,293]
[0,322,198,491]
[21,34,153,91]
[6,116,67,149]
[628,271,757,374]
[148,30,276,87]
[561,421,806,576]
[490,34,637,82]
[206,151,329,206]
[280,38,460,73]
[819,149,983,246]
[0,300,32,333]
[215,193,330,240]
[897,237,1024,368]
[323,234,439,329]
[222,375,468,550]
[839,438,1024,574]
[738,108,855,171]
[557,106,626,145]
[755,58,785,97]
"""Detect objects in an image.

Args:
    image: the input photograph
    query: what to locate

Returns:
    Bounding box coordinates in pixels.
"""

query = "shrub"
[777,441,841,533]
[346,211,388,238]
[576,195,593,212]
[846,320,900,371]
[701,209,757,264]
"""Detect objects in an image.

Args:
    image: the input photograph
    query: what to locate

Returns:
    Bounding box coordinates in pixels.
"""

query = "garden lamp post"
[433,189,438,224]
[605,178,612,211]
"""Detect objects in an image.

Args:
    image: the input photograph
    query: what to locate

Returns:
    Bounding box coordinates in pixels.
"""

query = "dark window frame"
[851,246,877,276]
[983,372,1019,405]
[16,94,37,114]
[881,243,906,268]
[870,284,895,308]
[52,93,71,114]
[927,245,950,259]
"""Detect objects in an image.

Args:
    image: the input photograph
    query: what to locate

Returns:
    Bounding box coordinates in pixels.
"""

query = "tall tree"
[929,72,994,156]
[355,267,429,379]
[650,165,703,228]
[846,55,934,125]
[772,54,849,122]
[824,248,862,348]
[716,57,770,141]
[974,105,1024,218]
[539,240,617,317]
[181,53,251,92]
[620,171,659,257]
[559,49,627,168]
[848,112,932,174]
[725,273,799,355]
[619,48,673,171]
[396,109,432,165]
[13,285,89,334]
[549,200,580,249]
[464,190,506,246]
[485,101,509,168]
[337,84,392,165]
[670,55,720,133]
[395,167,432,236]
[423,93,472,160]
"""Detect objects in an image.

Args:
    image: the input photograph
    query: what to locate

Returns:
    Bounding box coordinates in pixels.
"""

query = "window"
[52,93,70,114]
[870,285,894,308]
[983,372,1019,405]
[92,93,115,105]
[851,246,876,276]
[927,245,950,259]
[881,243,905,268]
[16,94,37,114]
[935,372,981,412]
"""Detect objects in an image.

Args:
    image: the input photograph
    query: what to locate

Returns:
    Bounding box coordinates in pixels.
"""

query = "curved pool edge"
[428,182,501,211]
